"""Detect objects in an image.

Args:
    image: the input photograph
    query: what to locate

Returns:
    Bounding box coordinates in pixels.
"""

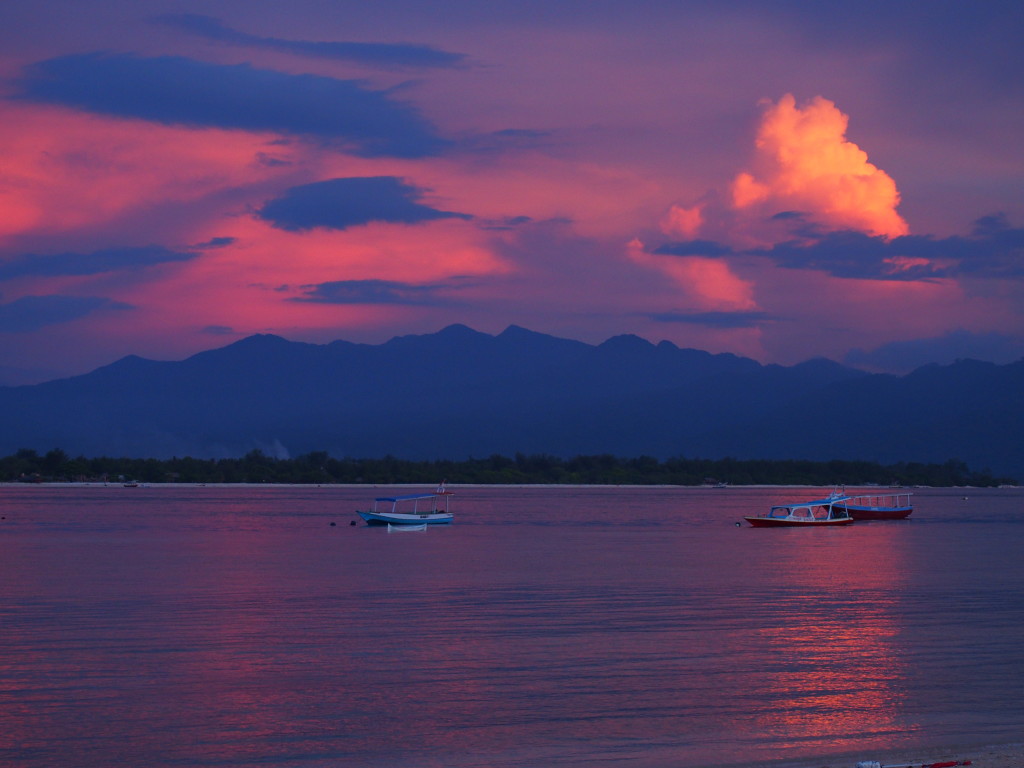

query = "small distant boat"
[123,481,139,488]
[357,482,454,526]
[388,523,427,532]
[832,491,913,520]
[744,494,855,527]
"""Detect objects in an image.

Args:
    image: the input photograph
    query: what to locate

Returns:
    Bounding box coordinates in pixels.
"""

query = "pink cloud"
[660,204,703,239]
[626,238,757,313]
[0,104,291,246]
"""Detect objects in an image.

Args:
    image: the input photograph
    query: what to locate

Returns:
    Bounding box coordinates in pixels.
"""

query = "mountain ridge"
[0,324,1020,478]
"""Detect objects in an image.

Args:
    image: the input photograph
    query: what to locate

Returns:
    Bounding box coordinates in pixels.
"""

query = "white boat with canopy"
[744,493,855,527]
[357,483,454,526]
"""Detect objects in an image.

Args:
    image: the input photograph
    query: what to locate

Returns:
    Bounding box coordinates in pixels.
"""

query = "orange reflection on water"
[747,520,912,752]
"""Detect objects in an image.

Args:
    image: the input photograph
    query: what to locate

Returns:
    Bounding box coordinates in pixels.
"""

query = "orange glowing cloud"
[730,94,909,238]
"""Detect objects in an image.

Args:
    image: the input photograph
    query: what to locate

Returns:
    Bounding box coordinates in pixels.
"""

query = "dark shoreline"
[3,450,1015,488]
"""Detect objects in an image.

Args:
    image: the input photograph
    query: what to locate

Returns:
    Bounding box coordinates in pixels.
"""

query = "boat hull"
[744,516,854,527]
[833,503,912,520]
[358,510,453,526]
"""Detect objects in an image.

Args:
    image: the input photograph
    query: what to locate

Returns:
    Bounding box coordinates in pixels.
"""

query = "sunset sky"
[1,0,1022,384]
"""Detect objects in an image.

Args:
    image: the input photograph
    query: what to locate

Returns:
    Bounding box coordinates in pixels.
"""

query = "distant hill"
[0,324,1020,479]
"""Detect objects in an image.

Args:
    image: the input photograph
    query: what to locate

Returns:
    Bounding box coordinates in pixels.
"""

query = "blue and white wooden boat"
[357,484,454,526]
[744,493,855,527]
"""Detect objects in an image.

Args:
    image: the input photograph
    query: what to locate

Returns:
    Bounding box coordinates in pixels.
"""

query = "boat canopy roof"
[773,495,852,510]
[375,493,445,502]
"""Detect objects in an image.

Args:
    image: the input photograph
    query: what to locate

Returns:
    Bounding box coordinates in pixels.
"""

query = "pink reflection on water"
[2,485,1019,768]
[745,518,913,755]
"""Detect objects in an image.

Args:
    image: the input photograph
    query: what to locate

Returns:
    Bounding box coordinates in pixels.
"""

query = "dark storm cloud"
[0,295,132,333]
[651,240,733,257]
[0,245,198,280]
[753,231,932,280]
[152,13,467,70]
[756,217,1024,280]
[292,279,452,306]
[257,177,472,231]
[647,310,770,329]
[654,215,1024,281]
[193,237,236,250]
[14,53,446,158]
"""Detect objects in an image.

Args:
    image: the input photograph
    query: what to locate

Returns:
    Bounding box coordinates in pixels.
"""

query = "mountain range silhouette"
[1,324,1020,479]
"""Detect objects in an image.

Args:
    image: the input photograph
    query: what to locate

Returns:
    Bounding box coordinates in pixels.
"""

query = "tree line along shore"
[1,448,1014,487]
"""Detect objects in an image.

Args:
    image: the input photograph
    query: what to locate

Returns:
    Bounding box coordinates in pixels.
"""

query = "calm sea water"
[1,484,1022,768]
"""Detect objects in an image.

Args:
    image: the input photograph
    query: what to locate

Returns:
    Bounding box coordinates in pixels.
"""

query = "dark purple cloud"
[755,216,1024,280]
[193,237,236,250]
[651,240,732,257]
[653,214,1024,281]
[14,53,446,158]
[152,14,467,70]
[0,295,132,333]
[0,246,198,280]
[292,279,454,306]
[257,176,471,231]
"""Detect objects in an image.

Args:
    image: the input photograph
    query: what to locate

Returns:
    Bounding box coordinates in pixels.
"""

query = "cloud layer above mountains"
[0,1,1021,383]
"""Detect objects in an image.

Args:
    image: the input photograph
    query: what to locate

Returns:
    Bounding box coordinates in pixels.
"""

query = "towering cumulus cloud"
[731,94,908,238]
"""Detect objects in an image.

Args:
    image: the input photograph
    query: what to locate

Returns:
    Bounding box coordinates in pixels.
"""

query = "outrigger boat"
[357,482,454,526]
[744,493,855,527]
[830,490,913,520]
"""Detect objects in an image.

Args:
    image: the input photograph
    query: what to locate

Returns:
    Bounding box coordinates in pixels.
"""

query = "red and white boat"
[831,490,913,520]
[744,494,855,527]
